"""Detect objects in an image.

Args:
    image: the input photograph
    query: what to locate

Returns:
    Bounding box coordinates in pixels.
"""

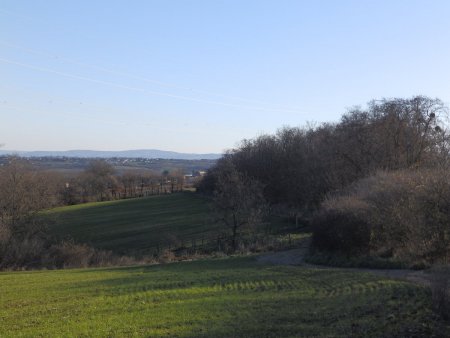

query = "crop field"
[0,256,446,337]
[47,193,218,254]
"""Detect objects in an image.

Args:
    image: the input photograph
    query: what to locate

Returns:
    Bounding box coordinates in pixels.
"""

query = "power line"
[0,101,237,137]
[0,7,313,114]
[0,10,303,111]
[0,40,297,110]
[0,57,307,114]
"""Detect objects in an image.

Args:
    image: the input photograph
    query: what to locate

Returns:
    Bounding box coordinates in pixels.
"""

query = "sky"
[1,0,450,153]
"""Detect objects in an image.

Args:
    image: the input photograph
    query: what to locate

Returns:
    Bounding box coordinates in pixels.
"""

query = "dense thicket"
[199,96,450,261]
[199,96,449,213]
[313,169,450,264]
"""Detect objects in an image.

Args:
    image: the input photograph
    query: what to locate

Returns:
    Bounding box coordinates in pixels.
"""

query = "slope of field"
[48,193,217,254]
[0,257,446,337]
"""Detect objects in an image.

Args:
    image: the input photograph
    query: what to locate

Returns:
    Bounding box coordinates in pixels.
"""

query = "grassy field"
[47,193,218,254]
[0,256,446,337]
[37,193,448,336]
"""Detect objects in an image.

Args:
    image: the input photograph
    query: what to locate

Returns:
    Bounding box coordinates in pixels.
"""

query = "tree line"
[199,96,450,263]
[0,158,186,269]
[1,95,449,268]
[61,160,185,204]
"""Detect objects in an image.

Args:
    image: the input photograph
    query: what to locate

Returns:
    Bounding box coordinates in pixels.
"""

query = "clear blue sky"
[1,0,450,153]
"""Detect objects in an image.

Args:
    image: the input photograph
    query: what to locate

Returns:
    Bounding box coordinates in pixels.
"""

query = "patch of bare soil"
[257,237,311,266]
[257,248,307,266]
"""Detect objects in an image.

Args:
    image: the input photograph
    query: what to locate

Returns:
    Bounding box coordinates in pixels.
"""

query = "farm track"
[257,239,432,287]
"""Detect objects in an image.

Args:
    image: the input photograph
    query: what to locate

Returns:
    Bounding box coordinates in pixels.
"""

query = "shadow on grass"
[6,255,447,337]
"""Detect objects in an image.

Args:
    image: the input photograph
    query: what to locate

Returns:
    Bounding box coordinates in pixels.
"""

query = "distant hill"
[0,149,222,160]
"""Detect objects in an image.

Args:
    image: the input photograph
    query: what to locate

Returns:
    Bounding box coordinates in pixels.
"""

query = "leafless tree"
[0,157,57,230]
[0,157,58,268]
[82,160,116,201]
[201,96,450,226]
[212,157,267,252]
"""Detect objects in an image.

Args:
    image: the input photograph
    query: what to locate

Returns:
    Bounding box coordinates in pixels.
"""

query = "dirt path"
[256,241,432,287]
[257,248,308,266]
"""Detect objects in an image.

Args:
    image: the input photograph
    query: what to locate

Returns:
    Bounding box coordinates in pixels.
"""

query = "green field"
[0,256,445,337]
[47,193,219,254]
[35,193,448,337]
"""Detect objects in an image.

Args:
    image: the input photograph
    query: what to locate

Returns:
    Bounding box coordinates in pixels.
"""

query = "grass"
[46,193,303,256]
[0,256,447,337]
[47,192,218,255]
[305,251,409,270]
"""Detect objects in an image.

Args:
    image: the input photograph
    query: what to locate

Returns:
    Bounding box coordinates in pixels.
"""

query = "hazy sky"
[1,0,450,153]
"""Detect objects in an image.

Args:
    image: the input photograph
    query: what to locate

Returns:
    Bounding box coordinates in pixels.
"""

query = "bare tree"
[212,157,266,252]
[0,157,57,229]
[82,160,116,201]
[0,157,58,268]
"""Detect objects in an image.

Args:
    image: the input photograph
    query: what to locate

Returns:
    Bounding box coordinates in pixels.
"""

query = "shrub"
[45,241,97,268]
[43,241,141,269]
[312,169,450,265]
[312,208,371,256]
[0,236,141,270]
[0,237,47,269]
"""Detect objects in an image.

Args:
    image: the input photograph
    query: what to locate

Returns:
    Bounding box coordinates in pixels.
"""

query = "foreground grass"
[47,193,217,254]
[0,257,447,337]
[305,251,409,269]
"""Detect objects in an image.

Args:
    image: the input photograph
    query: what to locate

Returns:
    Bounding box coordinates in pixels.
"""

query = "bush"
[45,241,97,268]
[0,236,141,271]
[0,237,47,269]
[43,241,142,269]
[312,169,450,265]
[312,208,371,256]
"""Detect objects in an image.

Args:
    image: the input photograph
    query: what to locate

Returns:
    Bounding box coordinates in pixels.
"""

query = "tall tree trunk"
[232,213,238,252]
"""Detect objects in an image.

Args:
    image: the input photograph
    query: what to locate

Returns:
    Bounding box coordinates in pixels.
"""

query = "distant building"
[192,170,207,177]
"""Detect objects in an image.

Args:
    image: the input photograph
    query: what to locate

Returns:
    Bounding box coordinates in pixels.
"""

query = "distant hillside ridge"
[0,149,222,160]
